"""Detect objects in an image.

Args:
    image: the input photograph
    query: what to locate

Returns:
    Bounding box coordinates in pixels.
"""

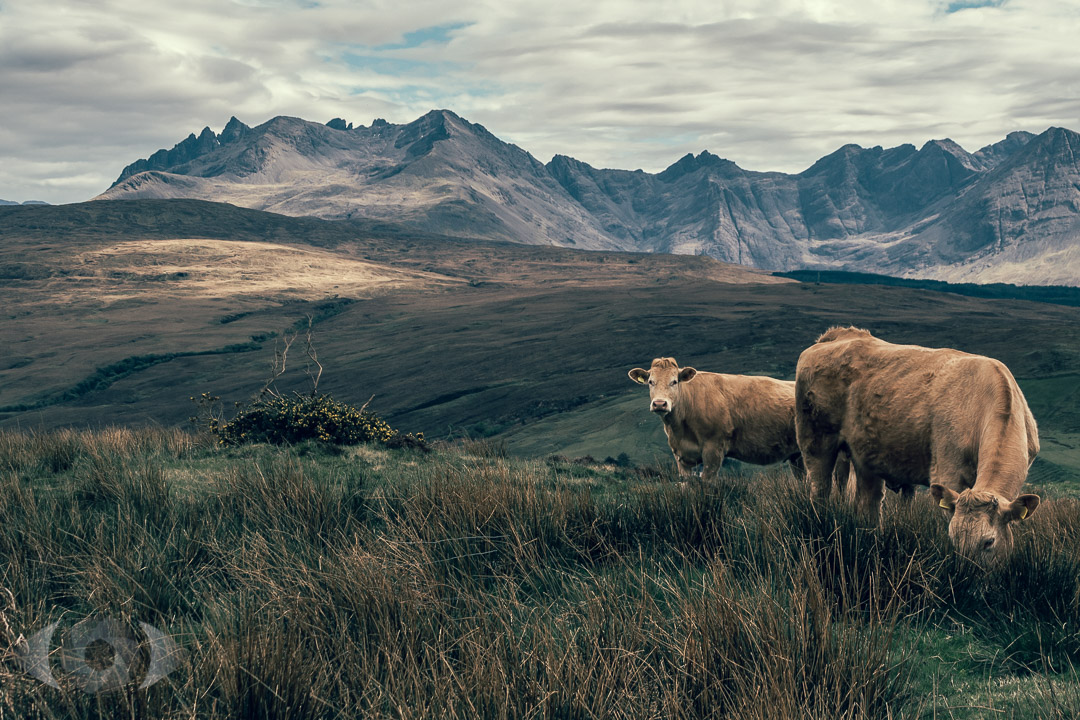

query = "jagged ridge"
[98,112,1080,285]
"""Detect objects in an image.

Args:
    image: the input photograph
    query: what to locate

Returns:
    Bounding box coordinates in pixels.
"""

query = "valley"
[2,199,1078,485]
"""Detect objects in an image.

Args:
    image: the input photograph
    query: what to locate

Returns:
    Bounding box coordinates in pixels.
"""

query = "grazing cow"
[628,357,804,480]
[794,326,1040,563]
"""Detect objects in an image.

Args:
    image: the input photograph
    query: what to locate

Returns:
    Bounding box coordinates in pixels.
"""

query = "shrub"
[205,392,425,449]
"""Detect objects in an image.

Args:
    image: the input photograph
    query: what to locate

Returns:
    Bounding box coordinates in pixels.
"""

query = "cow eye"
[648,379,654,386]
[670,379,677,386]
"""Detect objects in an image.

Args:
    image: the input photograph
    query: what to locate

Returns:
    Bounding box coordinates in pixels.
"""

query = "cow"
[628,357,805,481]
[794,326,1040,563]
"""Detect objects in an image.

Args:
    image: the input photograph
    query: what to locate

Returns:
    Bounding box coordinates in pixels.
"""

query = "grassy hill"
[2,199,1079,485]
[2,427,1080,718]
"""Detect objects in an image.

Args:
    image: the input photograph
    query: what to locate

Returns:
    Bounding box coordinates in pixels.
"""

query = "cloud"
[0,0,1077,203]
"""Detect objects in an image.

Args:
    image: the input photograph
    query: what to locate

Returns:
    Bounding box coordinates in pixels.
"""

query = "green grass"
[0,344,263,413]
[501,393,670,464]
[2,427,1080,719]
[900,625,1080,718]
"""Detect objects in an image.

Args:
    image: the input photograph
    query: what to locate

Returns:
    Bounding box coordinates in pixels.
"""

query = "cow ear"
[930,484,958,513]
[1003,494,1040,522]
[678,367,697,383]
[628,368,649,385]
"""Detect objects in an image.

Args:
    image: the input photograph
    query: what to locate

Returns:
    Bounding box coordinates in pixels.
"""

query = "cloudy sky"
[2,0,1078,205]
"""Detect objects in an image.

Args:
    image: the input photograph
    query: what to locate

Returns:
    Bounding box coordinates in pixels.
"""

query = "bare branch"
[260,331,297,398]
[302,315,323,395]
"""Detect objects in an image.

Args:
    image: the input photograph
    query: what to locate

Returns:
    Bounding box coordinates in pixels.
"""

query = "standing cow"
[794,326,1040,563]
[628,357,804,480]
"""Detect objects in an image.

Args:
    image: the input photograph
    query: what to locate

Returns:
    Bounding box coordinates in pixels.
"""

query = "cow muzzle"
[651,399,671,414]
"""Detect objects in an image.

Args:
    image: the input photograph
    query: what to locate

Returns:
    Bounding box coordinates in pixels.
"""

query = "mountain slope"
[98,113,1080,285]
[102,111,619,250]
[902,127,1080,284]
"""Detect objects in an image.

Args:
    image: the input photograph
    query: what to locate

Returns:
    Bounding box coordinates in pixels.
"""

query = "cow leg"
[675,454,697,478]
[701,442,727,482]
[833,453,853,498]
[787,454,805,479]
[899,485,915,502]
[854,471,886,521]
[801,435,840,501]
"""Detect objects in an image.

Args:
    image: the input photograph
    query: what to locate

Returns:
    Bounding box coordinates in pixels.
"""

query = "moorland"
[3,428,1080,718]
[2,199,1078,481]
[2,198,1080,718]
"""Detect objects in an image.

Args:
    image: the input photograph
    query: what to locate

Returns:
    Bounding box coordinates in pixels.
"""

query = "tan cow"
[628,357,804,480]
[794,326,1040,563]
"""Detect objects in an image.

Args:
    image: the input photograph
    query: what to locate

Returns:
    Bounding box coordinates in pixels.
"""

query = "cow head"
[930,484,1040,564]
[627,357,698,416]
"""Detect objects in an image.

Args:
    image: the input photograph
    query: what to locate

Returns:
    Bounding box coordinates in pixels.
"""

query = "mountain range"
[98,110,1080,286]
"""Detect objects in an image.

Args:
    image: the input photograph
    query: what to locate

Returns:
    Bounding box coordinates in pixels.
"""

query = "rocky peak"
[394,110,453,156]
[801,144,878,178]
[195,127,219,154]
[972,130,1034,170]
[904,138,979,183]
[547,154,593,174]
[219,116,251,144]
[261,115,310,133]
[919,138,977,168]
[1025,127,1080,167]
[981,127,1080,185]
[112,126,222,187]
[657,150,736,182]
[546,155,602,202]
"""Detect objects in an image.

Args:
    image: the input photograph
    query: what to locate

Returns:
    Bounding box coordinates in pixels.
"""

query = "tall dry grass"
[0,428,1078,718]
